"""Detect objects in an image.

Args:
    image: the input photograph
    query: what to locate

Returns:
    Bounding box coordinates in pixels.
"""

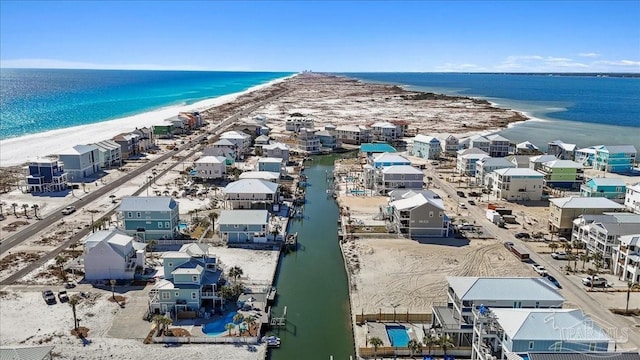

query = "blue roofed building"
[118,196,180,241]
[359,143,397,157]
[580,178,627,203]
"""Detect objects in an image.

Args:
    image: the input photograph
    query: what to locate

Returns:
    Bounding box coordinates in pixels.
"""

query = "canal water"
[269,154,355,360]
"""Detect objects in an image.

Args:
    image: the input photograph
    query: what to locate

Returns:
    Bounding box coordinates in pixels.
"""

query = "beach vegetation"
[11,203,18,216]
[408,339,422,359]
[228,266,243,283]
[423,332,437,355]
[68,294,81,330]
[21,204,29,217]
[225,322,235,336]
[369,336,383,359]
[439,334,454,357]
[244,315,257,336]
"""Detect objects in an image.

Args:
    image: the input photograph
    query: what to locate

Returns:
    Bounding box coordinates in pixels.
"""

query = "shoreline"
[0,74,296,167]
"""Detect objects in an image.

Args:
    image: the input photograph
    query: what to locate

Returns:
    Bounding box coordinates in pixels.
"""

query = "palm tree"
[228,266,243,283]
[408,339,422,359]
[208,211,218,230]
[439,334,454,358]
[423,332,437,355]
[55,255,67,281]
[218,285,234,300]
[31,204,39,218]
[225,322,235,336]
[580,253,591,270]
[69,294,81,330]
[369,336,383,360]
[592,252,603,270]
[563,242,573,255]
[21,204,29,217]
[244,314,256,336]
[152,315,172,336]
[548,242,559,253]
[146,240,157,257]
[11,203,18,216]
[625,282,634,314]
[233,313,245,334]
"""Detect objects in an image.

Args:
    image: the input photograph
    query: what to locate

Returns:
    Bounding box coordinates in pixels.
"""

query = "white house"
[285,116,314,132]
[296,128,320,153]
[456,148,490,176]
[335,125,371,145]
[487,168,544,201]
[486,134,512,157]
[223,179,280,210]
[220,131,252,154]
[475,157,516,186]
[529,154,557,171]
[612,234,640,284]
[625,183,640,214]
[262,142,290,161]
[547,140,577,160]
[194,156,227,180]
[412,134,442,159]
[83,229,146,281]
[238,171,280,182]
[469,135,491,154]
[515,141,540,155]
[204,139,237,162]
[58,144,101,181]
[370,121,399,142]
[93,140,122,168]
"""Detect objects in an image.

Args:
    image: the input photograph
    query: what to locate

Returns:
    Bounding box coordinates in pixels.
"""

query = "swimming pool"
[202,311,240,336]
[178,223,187,231]
[386,325,410,347]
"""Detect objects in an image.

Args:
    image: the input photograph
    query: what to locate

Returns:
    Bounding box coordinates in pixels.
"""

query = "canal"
[269,154,355,360]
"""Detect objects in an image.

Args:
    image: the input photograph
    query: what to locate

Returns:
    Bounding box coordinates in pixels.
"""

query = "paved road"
[428,163,640,350]
[0,87,291,286]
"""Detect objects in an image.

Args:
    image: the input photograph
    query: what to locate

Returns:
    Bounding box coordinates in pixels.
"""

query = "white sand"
[0,75,294,167]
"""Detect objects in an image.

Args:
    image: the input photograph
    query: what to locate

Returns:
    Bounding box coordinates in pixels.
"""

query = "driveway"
[107,284,154,340]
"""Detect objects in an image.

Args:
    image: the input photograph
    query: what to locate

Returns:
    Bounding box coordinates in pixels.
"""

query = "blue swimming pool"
[178,223,188,231]
[386,325,410,347]
[202,311,240,336]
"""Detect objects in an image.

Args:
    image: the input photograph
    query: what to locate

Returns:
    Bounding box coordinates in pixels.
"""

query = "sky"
[1,1,639,73]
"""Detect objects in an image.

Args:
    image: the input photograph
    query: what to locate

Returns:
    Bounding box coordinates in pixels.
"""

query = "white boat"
[261,335,281,347]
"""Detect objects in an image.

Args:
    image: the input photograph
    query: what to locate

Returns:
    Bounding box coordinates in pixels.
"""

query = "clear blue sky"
[1,1,639,72]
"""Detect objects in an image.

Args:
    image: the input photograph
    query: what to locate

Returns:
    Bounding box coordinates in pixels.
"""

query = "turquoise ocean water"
[0,69,293,140]
[343,73,640,150]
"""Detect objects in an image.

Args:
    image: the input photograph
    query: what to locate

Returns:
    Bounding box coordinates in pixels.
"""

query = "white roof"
[493,168,544,177]
[516,141,539,150]
[457,148,489,156]
[212,139,236,147]
[94,140,121,151]
[469,134,490,143]
[390,192,445,211]
[542,159,583,169]
[239,171,280,181]
[461,153,490,160]
[600,145,637,153]
[221,131,250,139]
[550,197,626,209]
[478,157,516,167]
[336,125,368,132]
[262,142,289,151]
[628,183,640,192]
[218,210,269,225]
[371,121,397,128]
[373,152,410,164]
[381,165,423,175]
[447,277,564,302]
[490,308,610,342]
[530,154,557,163]
[414,134,440,144]
[83,229,138,257]
[223,179,279,194]
[119,196,178,212]
[195,156,226,164]
[59,144,98,156]
[486,134,510,142]
[258,157,284,163]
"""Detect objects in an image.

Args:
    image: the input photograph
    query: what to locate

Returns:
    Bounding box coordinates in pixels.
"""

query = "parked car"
[64,281,76,289]
[503,241,514,249]
[545,275,562,288]
[532,264,548,276]
[457,223,474,231]
[457,191,466,198]
[459,203,467,209]
[58,290,69,303]
[468,191,480,197]
[582,276,607,287]
[551,251,569,260]
[61,206,76,215]
[468,200,476,206]
[42,289,56,305]
[514,232,531,239]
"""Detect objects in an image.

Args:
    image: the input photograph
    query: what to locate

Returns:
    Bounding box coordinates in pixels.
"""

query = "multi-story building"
[371,152,411,168]
[93,140,122,169]
[506,155,532,169]
[475,157,516,186]
[612,234,640,284]
[204,139,237,162]
[222,179,280,210]
[441,135,460,157]
[529,154,557,171]
[412,134,442,160]
[574,145,604,168]
[285,116,314,132]
[26,158,68,193]
[538,159,584,189]
[257,157,285,175]
[432,277,564,347]
[218,210,271,243]
[83,229,146,281]
[515,141,540,155]
[374,165,424,194]
[572,213,640,268]
[118,196,180,241]
[548,197,625,237]
[388,189,449,237]
[262,142,290,162]
[296,128,320,154]
[194,156,227,180]
[580,178,627,203]
[456,148,490,176]
[112,132,140,159]
[316,130,338,149]
[131,127,154,152]
[370,121,399,142]
[486,134,512,157]
[547,140,577,160]
[487,168,544,201]
[58,144,101,181]
[220,130,252,155]
[335,125,371,145]
[594,145,637,173]
[469,135,491,154]
[625,183,640,214]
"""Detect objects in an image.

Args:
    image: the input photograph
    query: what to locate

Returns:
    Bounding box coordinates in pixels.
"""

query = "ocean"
[343,73,640,150]
[0,69,293,140]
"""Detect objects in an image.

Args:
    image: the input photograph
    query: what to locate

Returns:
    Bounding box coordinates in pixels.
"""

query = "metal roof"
[58,144,98,155]
[195,156,226,164]
[542,160,584,169]
[0,346,54,360]
[381,165,423,175]
[528,352,640,360]
[258,157,284,163]
[373,152,410,164]
[493,168,544,177]
[619,234,640,247]
[119,196,178,212]
[600,145,637,153]
[447,277,564,302]
[585,178,627,186]
[550,197,625,209]
[490,308,610,342]
[414,134,441,144]
[223,179,279,194]
[360,143,397,153]
[218,210,269,225]
[239,171,280,181]
[390,192,445,211]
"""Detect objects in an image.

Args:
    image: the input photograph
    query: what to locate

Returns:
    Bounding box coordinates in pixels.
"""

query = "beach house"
[580,178,626,202]
[204,139,237,163]
[370,121,399,142]
[194,156,227,180]
[222,179,280,210]
[359,143,397,159]
[83,229,146,281]
[506,155,532,169]
[412,134,442,159]
[262,142,290,161]
[529,155,557,171]
[335,125,371,145]
[26,158,68,193]
[471,308,611,360]
[441,135,460,157]
[112,132,140,159]
[612,234,640,284]
[486,134,512,157]
[487,168,545,201]
[131,127,154,152]
[93,140,122,168]
[218,210,271,243]
[571,213,640,268]
[254,134,270,147]
[296,128,321,153]
[594,145,637,173]
[149,243,223,315]
[515,141,541,155]
[387,189,449,237]
[574,145,604,167]
[285,116,314,132]
[373,165,424,194]
[316,130,338,149]
[468,135,491,154]
[548,197,625,237]
[118,196,180,241]
[431,277,564,348]
[220,130,252,156]
[152,124,174,139]
[625,183,640,214]
[258,157,285,175]
[371,152,411,168]
[537,159,584,189]
[456,148,490,176]
[238,171,280,183]
[547,140,577,160]
[475,157,517,186]
[58,144,101,181]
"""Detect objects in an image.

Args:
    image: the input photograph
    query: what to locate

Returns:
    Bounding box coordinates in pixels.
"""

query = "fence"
[358,346,473,358]
[355,312,432,323]
[153,336,259,344]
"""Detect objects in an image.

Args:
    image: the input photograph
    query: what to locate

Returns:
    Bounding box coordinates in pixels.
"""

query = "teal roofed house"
[594,145,637,173]
[359,143,397,156]
[580,178,627,203]
[118,196,180,241]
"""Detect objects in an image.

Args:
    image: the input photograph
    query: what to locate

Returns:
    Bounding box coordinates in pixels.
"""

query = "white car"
[459,203,467,209]
[582,276,607,287]
[551,251,569,260]
[61,206,76,215]
[532,264,548,276]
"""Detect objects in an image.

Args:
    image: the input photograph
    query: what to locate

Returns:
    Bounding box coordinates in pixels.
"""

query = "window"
[165,222,170,228]
[175,291,179,297]
[158,222,163,229]
[429,211,434,218]
[137,212,141,218]
[127,212,132,218]
[589,343,596,351]
[192,275,197,282]
[168,262,172,267]
[529,341,535,350]
[191,292,197,299]
[161,292,170,300]
[234,224,239,228]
